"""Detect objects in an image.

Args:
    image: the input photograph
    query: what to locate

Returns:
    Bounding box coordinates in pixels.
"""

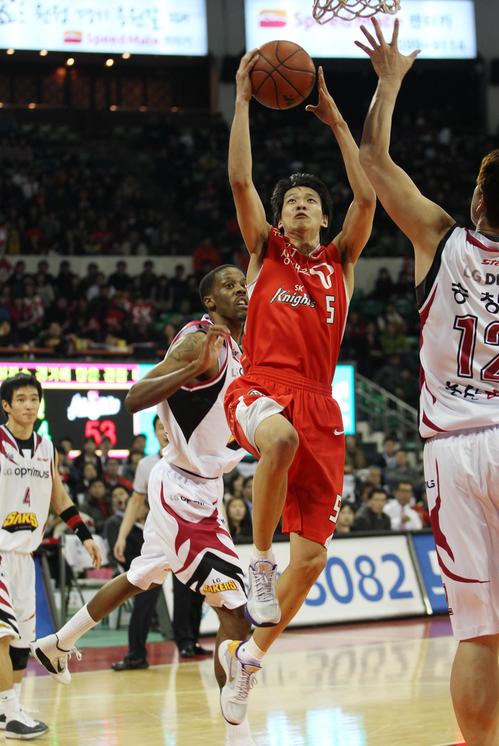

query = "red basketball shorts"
[224,366,345,547]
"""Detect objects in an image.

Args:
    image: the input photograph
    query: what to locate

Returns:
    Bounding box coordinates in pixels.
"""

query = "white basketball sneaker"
[245,558,281,627]
[5,706,49,740]
[218,640,260,725]
[29,633,81,685]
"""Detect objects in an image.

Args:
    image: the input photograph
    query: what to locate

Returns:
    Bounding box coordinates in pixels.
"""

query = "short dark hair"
[0,373,42,407]
[270,173,333,243]
[199,264,237,310]
[367,485,388,501]
[89,477,106,489]
[153,414,160,428]
[477,149,499,227]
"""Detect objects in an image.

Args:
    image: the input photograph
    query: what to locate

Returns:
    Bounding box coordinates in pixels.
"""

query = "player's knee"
[292,552,327,587]
[259,425,299,467]
[10,646,29,671]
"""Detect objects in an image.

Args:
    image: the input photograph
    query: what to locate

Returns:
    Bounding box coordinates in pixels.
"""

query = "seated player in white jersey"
[357,18,499,746]
[31,266,260,746]
[0,373,101,741]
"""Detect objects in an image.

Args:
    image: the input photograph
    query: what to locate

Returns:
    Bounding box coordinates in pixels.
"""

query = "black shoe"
[5,707,49,739]
[111,656,149,671]
[178,643,196,659]
[0,713,5,730]
[194,643,213,657]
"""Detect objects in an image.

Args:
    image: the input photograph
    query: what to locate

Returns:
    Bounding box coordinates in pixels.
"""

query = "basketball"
[250,40,316,110]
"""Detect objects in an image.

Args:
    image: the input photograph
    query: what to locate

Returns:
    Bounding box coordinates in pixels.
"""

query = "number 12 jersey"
[418,224,499,437]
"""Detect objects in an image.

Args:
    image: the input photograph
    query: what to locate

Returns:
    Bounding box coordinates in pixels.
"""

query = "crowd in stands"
[0,105,496,406]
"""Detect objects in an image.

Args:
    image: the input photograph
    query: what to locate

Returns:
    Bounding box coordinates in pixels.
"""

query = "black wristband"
[59,506,93,544]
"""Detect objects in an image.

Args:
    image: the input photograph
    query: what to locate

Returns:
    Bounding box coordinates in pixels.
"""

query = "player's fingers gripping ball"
[250,40,316,110]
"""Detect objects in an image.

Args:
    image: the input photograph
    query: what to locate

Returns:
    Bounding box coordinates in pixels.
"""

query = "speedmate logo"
[2,512,38,533]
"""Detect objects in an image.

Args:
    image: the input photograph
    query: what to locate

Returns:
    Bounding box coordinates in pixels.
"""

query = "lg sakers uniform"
[224,228,349,547]
[0,426,54,646]
[127,317,248,610]
[418,224,499,639]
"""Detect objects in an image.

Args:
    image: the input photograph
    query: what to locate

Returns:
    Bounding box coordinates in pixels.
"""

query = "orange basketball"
[250,40,316,110]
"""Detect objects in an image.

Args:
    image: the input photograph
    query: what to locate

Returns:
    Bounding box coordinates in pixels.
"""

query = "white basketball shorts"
[0,551,36,646]
[127,461,247,610]
[424,424,499,641]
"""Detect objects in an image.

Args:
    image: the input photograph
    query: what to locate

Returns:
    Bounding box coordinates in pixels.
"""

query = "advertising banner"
[245,0,476,60]
[0,1,208,56]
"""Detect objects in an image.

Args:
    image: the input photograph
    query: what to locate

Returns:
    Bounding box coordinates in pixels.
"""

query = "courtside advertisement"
[245,0,476,59]
[0,0,207,56]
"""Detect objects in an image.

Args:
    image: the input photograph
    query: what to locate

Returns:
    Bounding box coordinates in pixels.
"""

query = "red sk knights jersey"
[243,228,349,383]
[418,225,499,437]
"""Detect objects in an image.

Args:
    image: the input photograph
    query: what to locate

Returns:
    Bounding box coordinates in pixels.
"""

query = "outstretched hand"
[355,18,420,81]
[305,67,344,127]
[235,48,259,102]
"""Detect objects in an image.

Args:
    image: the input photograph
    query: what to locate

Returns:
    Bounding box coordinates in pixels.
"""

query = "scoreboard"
[0,361,355,455]
[0,361,157,456]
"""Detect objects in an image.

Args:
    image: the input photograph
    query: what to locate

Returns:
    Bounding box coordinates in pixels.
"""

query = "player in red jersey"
[217,50,376,724]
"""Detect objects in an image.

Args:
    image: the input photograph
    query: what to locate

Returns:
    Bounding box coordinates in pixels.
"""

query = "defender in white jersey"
[358,18,499,746]
[0,373,101,740]
[32,266,260,746]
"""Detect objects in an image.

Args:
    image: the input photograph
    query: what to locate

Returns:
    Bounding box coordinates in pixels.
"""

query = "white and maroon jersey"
[157,316,246,479]
[0,426,54,553]
[243,228,349,384]
[418,224,499,437]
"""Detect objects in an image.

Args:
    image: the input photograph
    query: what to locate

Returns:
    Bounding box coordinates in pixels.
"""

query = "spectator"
[109,260,132,293]
[121,448,143,483]
[224,470,244,502]
[82,477,113,535]
[384,450,423,496]
[344,434,367,471]
[72,436,103,477]
[242,475,253,510]
[384,481,423,531]
[104,458,133,492]
[131,433,147,455]
[342,464,357,504]
[376,437,398,470]
[192,237,221,274]
[335,503,356,534]
[104,486,148,571]
[370,267,395,300]
[351,486,391,532]
[0,319,18,347]
[98,436,113,469]
[74,462,99,506]
[226,497,253,541]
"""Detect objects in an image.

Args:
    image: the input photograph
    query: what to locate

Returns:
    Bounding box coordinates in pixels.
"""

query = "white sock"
[239,637,266,665]
[57,604,97,650]
[225,715,254,746]
[251,545,274,561]
[0,689,18,718]
[13,682,21,700]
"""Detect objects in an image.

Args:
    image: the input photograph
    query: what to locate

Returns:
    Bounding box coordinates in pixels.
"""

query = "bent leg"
[253,533,326,652]
[451,634,499,746]
[87,573,144,622]
[253,414,298,552]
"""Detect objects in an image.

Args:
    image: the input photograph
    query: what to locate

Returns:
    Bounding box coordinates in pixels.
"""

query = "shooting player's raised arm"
[229,50,272,275]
